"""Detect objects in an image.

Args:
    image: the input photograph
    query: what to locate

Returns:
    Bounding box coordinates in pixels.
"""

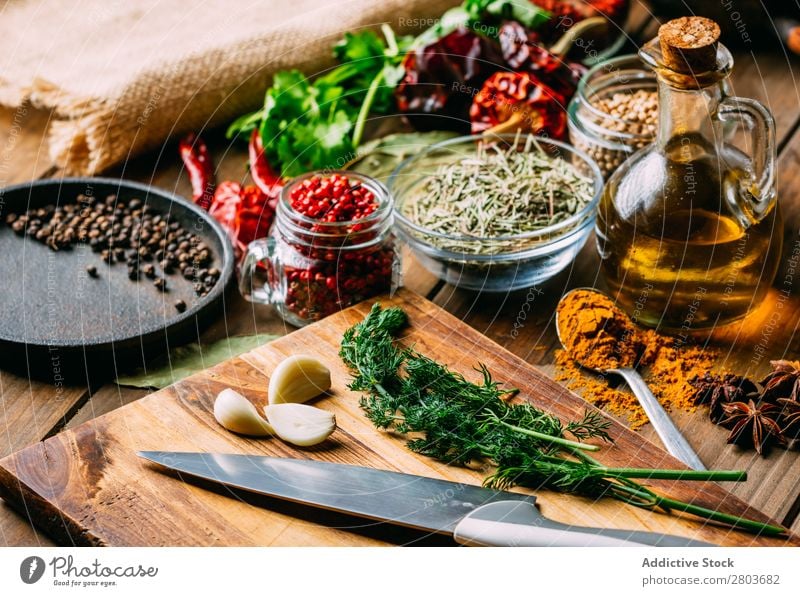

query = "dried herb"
[348,131,459,182]
[403,134,593,254]
[690,372,760,424]
[720,400,783,455]
[761,359,800,403]
[340,303,786,536]
[116,334,278,389]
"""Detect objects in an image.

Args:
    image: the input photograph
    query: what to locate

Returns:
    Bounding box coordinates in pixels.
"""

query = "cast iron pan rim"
[0,176,235,349]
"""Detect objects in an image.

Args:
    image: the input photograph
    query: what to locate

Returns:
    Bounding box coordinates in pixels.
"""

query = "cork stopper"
[658,16,721,74]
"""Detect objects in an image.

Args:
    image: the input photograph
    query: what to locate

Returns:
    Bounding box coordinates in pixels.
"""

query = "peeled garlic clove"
[264,403,336,447]
[214,388,274,436]
[268,354,332,405]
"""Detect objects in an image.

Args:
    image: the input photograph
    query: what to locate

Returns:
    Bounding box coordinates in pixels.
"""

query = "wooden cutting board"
[0,289,795,546]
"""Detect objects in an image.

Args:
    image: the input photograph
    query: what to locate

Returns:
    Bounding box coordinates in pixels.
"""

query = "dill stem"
[497,419,600,451]
[597,467,747,482]
[612,483,786,536]
[563,446,782,536]
[654,495,786,536]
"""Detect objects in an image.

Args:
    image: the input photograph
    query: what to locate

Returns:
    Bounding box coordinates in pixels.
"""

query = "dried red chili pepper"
[209,181,276,258]
[179,133,216,210]
[208,181,244,253]
[395,28,505,133]
[470,71,568,139]
[235,184,277,248]
[530,0,630,27]
[533,1,630,48]
[248,130,283,198]
[498,21,584,99]
[179,131,280,260]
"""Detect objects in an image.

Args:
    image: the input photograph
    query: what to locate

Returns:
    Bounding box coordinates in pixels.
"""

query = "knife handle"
[453,501,715,547]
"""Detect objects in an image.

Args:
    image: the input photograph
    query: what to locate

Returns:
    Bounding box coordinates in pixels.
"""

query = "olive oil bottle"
[596,17,782,331]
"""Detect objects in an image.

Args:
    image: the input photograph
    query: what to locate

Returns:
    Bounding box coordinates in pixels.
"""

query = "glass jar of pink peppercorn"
[239,171,399,327]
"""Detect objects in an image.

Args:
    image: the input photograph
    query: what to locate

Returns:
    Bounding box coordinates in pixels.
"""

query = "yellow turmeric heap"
[555,289,717,429]
[556,289,645,370]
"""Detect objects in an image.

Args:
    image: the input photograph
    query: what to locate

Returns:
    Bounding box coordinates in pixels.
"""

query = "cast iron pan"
[0,178,235,381]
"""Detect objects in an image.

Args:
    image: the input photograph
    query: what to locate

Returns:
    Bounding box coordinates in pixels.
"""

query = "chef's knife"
[137,452,715,547]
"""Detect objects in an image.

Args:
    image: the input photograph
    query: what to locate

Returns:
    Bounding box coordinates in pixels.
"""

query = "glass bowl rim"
[388,133,603,249]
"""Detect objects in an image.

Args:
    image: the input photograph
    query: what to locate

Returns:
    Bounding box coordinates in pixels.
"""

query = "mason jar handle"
[717,96,777,222]
[239,238,277,304]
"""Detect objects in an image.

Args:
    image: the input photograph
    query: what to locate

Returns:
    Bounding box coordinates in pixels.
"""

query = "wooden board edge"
[0,459,99,546]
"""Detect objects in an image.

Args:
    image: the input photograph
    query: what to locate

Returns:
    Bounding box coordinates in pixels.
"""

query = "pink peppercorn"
[270,171,397,325]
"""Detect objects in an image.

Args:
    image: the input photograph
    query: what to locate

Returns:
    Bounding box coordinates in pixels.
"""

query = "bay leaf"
[116,334,278,389]
[349,131,458,182]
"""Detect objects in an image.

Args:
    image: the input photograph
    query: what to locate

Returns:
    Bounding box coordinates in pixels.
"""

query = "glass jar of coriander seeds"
[239,171,399,327]
[568,55,658,178]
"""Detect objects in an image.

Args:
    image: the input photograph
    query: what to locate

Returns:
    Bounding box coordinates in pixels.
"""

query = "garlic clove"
[214,388,274,436]
[263,403,336,447]
[268,354,332,405]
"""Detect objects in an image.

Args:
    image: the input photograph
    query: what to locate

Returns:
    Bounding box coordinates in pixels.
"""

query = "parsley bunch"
[340,304,786,536]
[227,26,409,178]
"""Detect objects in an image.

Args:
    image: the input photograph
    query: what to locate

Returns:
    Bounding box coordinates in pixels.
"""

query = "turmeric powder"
[555,289,717,429]
[556,289,645,369]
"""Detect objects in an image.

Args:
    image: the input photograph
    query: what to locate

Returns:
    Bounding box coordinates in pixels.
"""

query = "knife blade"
[137,452,715,547]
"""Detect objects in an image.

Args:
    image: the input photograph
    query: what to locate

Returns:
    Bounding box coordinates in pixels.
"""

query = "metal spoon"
[555,288,706,471]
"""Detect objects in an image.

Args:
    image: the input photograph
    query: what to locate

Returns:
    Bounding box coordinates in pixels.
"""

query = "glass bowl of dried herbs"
[389,133,602,292]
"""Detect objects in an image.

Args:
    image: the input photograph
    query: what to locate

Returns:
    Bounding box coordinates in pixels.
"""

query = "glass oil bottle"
[596,17,782,332]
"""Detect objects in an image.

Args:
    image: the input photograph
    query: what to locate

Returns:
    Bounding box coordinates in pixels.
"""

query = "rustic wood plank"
[0,289,794,546]
[65,385,150,431]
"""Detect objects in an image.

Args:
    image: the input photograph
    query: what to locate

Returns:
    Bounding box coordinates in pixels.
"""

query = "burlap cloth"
[0,0,458,175]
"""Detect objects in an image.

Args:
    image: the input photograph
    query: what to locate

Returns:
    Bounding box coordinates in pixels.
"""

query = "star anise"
[777,398,800,439]
[689,372,759,424]
[761,360,800,403]
[719,400,783,455]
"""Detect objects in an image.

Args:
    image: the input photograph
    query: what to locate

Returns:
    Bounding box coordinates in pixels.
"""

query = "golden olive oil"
[597,134,782,331]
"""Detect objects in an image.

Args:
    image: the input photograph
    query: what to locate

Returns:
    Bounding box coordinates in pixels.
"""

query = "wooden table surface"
[2,3,800,546]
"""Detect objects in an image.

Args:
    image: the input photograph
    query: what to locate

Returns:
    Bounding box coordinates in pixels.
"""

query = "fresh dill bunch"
[339,304,786,536]
[341,303,612,467]
[340,304,407,396]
